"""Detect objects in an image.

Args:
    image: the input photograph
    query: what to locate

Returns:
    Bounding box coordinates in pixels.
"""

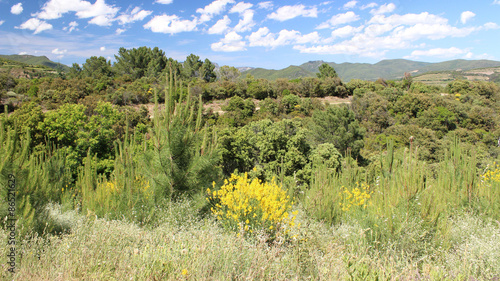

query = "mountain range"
[0,54,70,72]
[2,54,500,82]
[242,59,500,81]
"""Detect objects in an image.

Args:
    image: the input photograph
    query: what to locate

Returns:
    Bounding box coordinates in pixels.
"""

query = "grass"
[1,198,499,280]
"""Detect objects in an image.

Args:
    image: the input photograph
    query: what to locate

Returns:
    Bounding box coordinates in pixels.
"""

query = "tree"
[183,54,203,79]
[317,63,338,79]
[82,56,114,79]
[114,46,177,79]
[201,58,217,82]
[218,65,241,82]
[67,63,82,79]
[311,105,365,159]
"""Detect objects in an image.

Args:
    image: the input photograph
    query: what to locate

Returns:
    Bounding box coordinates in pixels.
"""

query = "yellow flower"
[181,269,188,276]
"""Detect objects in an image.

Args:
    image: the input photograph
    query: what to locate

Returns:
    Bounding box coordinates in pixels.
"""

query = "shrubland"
[0,48,500,279]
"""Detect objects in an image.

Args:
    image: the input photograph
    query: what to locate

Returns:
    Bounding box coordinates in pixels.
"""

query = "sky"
[0,0,499,69]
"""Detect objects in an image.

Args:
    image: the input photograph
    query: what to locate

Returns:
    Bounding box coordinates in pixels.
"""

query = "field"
[1,48,500,280]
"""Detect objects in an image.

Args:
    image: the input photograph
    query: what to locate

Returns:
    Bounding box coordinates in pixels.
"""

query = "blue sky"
[0,0,499,69]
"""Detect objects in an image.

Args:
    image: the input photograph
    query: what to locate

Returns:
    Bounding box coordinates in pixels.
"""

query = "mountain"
[242,59,500,81]
[243,65,315,80]
[0,54,69,71]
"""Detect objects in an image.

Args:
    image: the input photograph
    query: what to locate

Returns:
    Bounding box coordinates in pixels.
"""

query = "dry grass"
[1,201,499,280]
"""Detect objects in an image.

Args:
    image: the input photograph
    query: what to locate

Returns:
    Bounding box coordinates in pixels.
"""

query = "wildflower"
[181,269,188,276]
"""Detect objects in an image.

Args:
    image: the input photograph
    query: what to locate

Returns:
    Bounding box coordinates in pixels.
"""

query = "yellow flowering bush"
[339,182,372,212]
[482,162,500,186]
[207,172,298,237]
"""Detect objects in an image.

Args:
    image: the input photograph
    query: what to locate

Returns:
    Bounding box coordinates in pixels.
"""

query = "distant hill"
[244,65,315,80]
[0,54,69,72]
[243,59,500,81]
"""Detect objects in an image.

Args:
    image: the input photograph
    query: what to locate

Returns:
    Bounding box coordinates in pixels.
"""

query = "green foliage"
[201,58,217,82]
[183,54,203,79]
[114,46,178,79]
[140,70,219,198]
[317,63,338,79]
[311,105,365,160]
[217,65,241,82]
[82,56,114,79]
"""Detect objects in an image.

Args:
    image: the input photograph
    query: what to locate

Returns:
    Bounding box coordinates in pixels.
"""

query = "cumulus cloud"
[155,0,173,4]
[100,46,106,51]
[211,31,246,52]
[197,0,235,22]
[316,11,360,29]
[234,10,255,32]
[361,3,377,9]
[406,47,468,59]
[208,15,231,34]
[52,48,67,55]
[35,0,119,26]
[267,5,318,21]
[11,3,23,15]
[331,25,364,38]
[116,28,126,35]
[460,11,475,24]
[230,2,253,13]
[116,7,152,25]
[257,1,273,10]
[248,27,321,48]
[17,18,53,34]
[483,22,500,29]
[0,20,4,26]
[63,21,79,33]
[144,14,198,34]
[370,3,396,15]
[343,1,357,9]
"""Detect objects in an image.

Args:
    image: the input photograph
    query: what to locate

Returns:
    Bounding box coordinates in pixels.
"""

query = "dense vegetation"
[1,46,500,279]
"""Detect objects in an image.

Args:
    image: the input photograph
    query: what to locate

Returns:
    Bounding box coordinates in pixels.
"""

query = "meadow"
[1,49,500,280]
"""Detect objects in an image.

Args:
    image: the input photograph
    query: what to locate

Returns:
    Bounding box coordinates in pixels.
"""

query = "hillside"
[0,54,69,72]
[243,59,500,81]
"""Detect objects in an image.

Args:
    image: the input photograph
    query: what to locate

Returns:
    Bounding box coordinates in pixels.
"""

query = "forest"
[1,46,500,280]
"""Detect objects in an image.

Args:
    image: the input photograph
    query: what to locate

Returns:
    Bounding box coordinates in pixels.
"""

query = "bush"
[208,172,298,239]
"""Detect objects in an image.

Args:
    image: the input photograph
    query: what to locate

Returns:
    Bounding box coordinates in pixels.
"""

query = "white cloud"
[35,0,119,26]
[258,1,273,10]
[116,28,126,34]
[197,0,235,22]
[208,15,231,34]
[100,46,106,51]
[493,0,500,4]
[155,0,173,4]
[460,11,475,24]
[144,14,198,34]
[63,21,79,32]
[230,2,253,13]
[267,5,318,21]
[211,31,246,52]
[19,52,28,55]
[361,3,377,9]
[393,23,476,41]
[11,3,23,15]
[370,3,396,15]
[234,10,255,32]
[52,48,67,55]
[117,7,152,25]
[0,20,4,26]
[369,12,448,26]
[407,47,468,59]
[331,25,364,38]
[17,18,53,34]
[248,27,321,48]
[316,11,360,29]
[343,1,357,9]
[483,22,500,30]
